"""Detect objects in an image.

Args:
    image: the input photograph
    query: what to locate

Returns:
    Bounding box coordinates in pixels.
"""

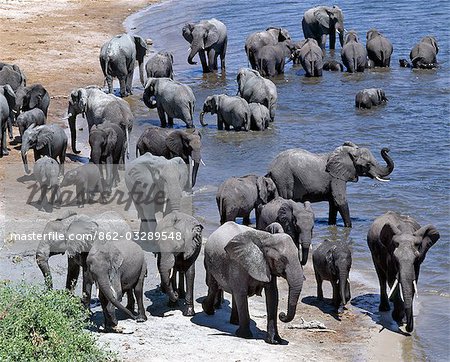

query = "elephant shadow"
[301,295,342,321]
[350,293,411,336]
[189,296,266,340]
[89,297,139,331]
[66,153,89,163]
[145,286,188,317]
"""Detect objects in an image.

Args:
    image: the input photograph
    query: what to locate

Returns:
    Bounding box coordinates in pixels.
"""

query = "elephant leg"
[265,277,282,344]
[230,296,239,325]
[331,180,352,227]
[220,39,227,70]
[126,71,133,95]
[157,253,178,305]
[167,116,174,128]
[315,270,323,300]
[207,50,216,71]
[242,214,251,226]
[134,268,148,322]
[198,49,210,73]
[38,184,47,204]
[118,76,127,98]
[81,256,93,308]
[99,289,118,330]
[328,199,338,226]
[178,271,186,299]
[182,265,195,316]
[217,115,224,130]
[202,273,219,315]
[126,290,135,313]
[234,291,253,339]
[7,117,13,140]
[321,34,327,53]
[214,289,224,309]
[157,106,167,128]
[106,75,114,94]
[66,256,80,292]
[373,260,390,311]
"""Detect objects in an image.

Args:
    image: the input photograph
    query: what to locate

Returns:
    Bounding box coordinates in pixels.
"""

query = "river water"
[123,0,449,359]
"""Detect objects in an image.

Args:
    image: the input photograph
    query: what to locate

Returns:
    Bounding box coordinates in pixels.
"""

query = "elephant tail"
[380,49,385,65]
[135,143,139,158]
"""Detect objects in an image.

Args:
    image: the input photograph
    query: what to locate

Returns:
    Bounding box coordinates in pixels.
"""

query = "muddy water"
[123,0,449,359]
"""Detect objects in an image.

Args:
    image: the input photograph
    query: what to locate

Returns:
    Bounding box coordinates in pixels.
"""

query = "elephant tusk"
[336,29,341,34]
[387,278,399,299]
[399,284,404,302]
[188,47,191,52]
[201,159,206,166]
[110,285,117,299]
[169,268,174,280]
[375,176,390,182]
[413,280,418,298]
[347,278,350,285]
[191,160,194,167]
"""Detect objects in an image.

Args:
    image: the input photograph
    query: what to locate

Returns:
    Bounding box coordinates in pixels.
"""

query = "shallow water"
[124,0,449,359]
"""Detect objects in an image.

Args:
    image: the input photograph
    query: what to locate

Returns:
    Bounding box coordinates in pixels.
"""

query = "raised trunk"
[199,112,208,126]
[96,274,136,320]
[68,115,80,154]
[371,148,394,179]
[279,266,303,323]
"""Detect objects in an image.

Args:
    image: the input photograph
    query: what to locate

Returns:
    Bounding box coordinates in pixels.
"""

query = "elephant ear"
[184,222,203,260]
[109,244,124,281]
[326,144,358,182]
[204,25,219,48]
[66,217,99,256]
[106,127,118,154]
[3,84,16,110]
[28,92,41,109]
[256,176,269,204]
[414,224,440,263]
[182,23,195,42]
[326,244,337,274]
[134,36,148,62]
[166,131,186,158]
[315,8,331,29]
[225,231,271,283]
[277,203,292,229]
[380,223,401,252]
[36,126,54,150]
[77,88,87,114]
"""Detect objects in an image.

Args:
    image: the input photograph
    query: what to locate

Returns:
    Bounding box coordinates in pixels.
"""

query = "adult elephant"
[0,84,16,156]
[182,18,227,73]
[0,63,26,91]
[257,40,295,77]
[125,153,189,240]
[245,27,291,71]
[236,68,277,121]
[341,31,367,73]
[99,33,148,97]
[145,51,174,79]
[267,142,394,228]
[67,86,133,155]
[292,38,323,77]
[202,222,303,344]
[409,36,439,69]
[302,6,345,53]
[14,84,50,118]
[367,211,440,332]
[366,29,393,68]
[135,126,202,187]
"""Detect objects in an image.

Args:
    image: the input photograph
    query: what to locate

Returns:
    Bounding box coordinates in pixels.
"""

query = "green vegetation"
[0,282,113,361]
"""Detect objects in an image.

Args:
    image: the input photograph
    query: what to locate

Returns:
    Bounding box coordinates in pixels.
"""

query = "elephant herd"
[0,3,442,346]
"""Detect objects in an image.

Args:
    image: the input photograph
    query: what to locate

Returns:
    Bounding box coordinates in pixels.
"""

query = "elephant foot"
[178,291,186,299]
[202,299,215,315]
[183,306,195,317]
[167,299,178,308]
[379,302,390,312]
[235,327,253,339]
[136,314,147,323]
[264,333,284,345]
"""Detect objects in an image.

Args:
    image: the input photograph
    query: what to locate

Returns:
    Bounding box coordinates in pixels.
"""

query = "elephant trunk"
[138,61,145,87]
[339,271,348,309]
[279,265,303,323]
[301,245,310,266]
[372,148,394,180]
[68,114,80,154]
[299,231,311,265]
[199,112,208,126]
[191,161,200,187]
[21,147,30,174]
[188,40,202,65]
[36,253,52,289]
[400,270,415,332]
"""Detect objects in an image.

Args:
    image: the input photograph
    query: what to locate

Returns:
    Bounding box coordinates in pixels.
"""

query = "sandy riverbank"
[0,1,407,361]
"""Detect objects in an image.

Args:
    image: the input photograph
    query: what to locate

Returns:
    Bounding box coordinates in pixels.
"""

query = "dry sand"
[0,1,408,361]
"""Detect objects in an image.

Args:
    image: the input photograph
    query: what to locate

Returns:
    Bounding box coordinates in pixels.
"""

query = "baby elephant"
[323,60,343,71]
[32,156,61,210]
[200,94,250,131]
[248,103,270,131]
[313,239,352,313]
[410,36,439,69]
[145,51,174,79]
[217,174,278,225]
[60,163,105,206]
[355,88,388,109]
[16,108,46,140]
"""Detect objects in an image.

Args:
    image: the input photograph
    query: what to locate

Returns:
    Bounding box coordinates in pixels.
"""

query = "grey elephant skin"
[21,124,67,175]
[355,88,388,109]
[409,36,439,69]
[313,239,352,313]
[67,86,133,155]
[135,126,202,187]
[245,27,291,71]
[216,174,278,225]
[366,29,393,67]
[341,31,367,73]
[143,77,195,128]
[257,39,295,77]
[145,51,174,79]
[292,38,323,77]
[154,211,203,316]
[17,108,46,140]
[323,60,344,71]
[125,153,189,238]
[267,142,394,228]
[60,163,105,206]
[89,122,125,191]
[367,211,440,333]
[99,33,148,97]
[248,103,270,130]
[0,84,16,156]
[256,197,314,265]
[202,222,304,344]
[0,63,26,92]
[302,6,344,53]
[200,94,250,131]
[15,83,50,119]
[237,68,277,121]
[183,18,227,73]
[32,156,61,209]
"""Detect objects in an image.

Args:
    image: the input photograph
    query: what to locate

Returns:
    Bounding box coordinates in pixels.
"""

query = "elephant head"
[183,22,220,65]
[380,223,439,332]
[225,230,303,323]
[421,36,439,54]
[277,201,314,265]
[89,124,117,164]
[142,78,159,109]
[315,6,344,47]
[236,68,260,94]
[67,88,88,154]
[366,28,381,41]
[133,35,148,86]
[166,129,202,187]
[265,27,291,43]
[199,95,219,126]
[21,124,52,174]
[326,242,352,312]
[344,30,359,44]
[256,176,278,204]
[326,142,394,183]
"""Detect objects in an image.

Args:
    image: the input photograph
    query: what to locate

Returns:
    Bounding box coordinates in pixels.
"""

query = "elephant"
[60,163,105,206]
[21,124,67,175]
[291,40,307,65]
[125,153,189,238]
[0,84,16,156]
[0,64,26,92]
[154,211,203,316]
[267,142,395,228]
[341,31,367,73]
[409,36,439,69]
[313,239,352,313]
[99,33,148,97]
[89,122,125,191]
[16,108,46,140]
[143,78,195,128]
[367,211,440,332]
[248,103,270,131]
[32,156,61,210]
[14,83,50,118]
[256,39,295,77]
[323,59,344,71]
[145,51,174,79]
[216,174,278,225]
[86,232,147,332]
[135,126,202,187]
[302,6,345,53]
[366,29,393,68]
[67,86,133,155]
[199,94,250,131]
[399,59,412,68]
[256,197,314,265]
[202,222,304,344]
[182,18,228,73]
[236,68,277,121]
[245,27,291,71]
[292,38,323,77]
[355,88,388,109]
